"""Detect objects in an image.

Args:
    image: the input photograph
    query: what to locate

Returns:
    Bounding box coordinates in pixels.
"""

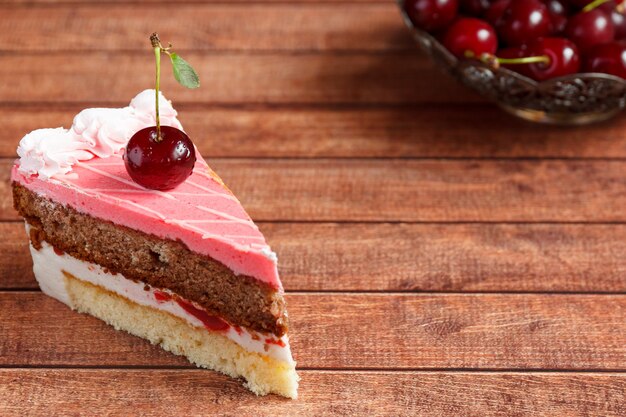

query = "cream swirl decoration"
[17,90,183,179]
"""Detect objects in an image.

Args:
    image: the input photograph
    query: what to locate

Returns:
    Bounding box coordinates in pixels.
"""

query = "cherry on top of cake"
[17,32,199,189]
[12,34,282,290]
[122,33,200,191]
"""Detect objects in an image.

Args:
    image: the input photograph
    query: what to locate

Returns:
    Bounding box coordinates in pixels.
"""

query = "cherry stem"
[496,56,551,65]
[150,33,162,142]
[479,53,551,70]
[583,0,611,12]
[465,51,550,67]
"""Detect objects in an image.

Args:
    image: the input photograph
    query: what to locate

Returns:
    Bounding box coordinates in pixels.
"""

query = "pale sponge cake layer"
[64,273,299,398]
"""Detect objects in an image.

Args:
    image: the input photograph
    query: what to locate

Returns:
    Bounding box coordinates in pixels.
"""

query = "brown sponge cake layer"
[13,183,288,337]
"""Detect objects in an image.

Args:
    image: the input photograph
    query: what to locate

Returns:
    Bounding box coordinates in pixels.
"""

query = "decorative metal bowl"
[397,0,626,125]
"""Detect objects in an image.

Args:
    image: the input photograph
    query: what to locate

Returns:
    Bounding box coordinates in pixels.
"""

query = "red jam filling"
[265,338,286,347]
[153,289,172,303]
[153,290,268,335]
[53,246,64,256]
[175,298,230,332]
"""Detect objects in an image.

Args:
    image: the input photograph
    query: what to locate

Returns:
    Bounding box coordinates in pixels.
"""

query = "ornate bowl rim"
[395,0,626,88]
[396,0,626,123]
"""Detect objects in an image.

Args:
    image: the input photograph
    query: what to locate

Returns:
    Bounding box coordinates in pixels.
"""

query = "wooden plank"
[0,223,31,289]
[2,0,384,3]
[4,221,626,293]
[1,370,624,417]
[0,52,481,105]
[4,159,626,222]
[1,292,624,369]
[4,106,626,159]
[0,4,410,52]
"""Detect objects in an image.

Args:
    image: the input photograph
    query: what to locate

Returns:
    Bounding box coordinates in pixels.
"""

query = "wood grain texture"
[0,4,410,52]
[4,221,626,292]
[4,106,626,158]
[0,52,481,105]
[1,369,624,417]
[2,292,625,369]
[1,0,624,414]
[1,0,384,3]
[3,159,626,222]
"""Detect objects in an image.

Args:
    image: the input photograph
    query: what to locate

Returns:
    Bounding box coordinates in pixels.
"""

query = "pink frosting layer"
[12,155,282,289]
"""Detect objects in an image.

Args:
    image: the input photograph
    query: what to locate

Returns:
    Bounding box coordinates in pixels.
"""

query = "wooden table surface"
[1,1,626,416]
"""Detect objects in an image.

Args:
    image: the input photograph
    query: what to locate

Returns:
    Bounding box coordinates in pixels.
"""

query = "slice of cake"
[11,90,298,398]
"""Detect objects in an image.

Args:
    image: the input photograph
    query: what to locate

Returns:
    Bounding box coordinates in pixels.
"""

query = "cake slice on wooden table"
[11,34,298,398]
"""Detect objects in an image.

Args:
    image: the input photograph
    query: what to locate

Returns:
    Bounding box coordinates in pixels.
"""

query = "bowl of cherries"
[400,0,626,124]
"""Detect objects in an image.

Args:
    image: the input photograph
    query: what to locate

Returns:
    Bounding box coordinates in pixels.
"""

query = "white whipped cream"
[17,128,94,180]
[17,90,183,180]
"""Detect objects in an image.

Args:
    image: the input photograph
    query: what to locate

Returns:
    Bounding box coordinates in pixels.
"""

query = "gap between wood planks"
[5,219,626,224]
[2,1,388,5]
[2,288,626,295]
[1,365,625,373]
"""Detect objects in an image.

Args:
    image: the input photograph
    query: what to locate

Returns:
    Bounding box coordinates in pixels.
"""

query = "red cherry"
[460,0,493,16]
[124,126,196,190]
[541,0,571,33]
[583,41,626,78]
[599,1,626,40]
[542,0,570,16]
[549,13,569,34]
[525,37,581,81]
[565,9,615,52]
[442,17,498,59]
[497,0,553,46]
[404,0,459,32]
[612,9,626,39]
[485,0,511,27]
[567,0,594,7]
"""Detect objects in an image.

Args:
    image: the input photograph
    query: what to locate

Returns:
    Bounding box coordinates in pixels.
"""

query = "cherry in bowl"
[460,0,492,16]
[404,0,459,32]
[442,17,498,59]
[598,1,626,40]
[543,0,570,33]
[584,41,626,78]
[124,126,197,191]
[485,0,511,27]
[565,8,615,53]
[525,37,581,81]
[497,0,553,46]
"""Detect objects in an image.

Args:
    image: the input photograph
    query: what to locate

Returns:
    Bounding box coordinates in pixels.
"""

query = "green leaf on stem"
[169,53,200,89]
